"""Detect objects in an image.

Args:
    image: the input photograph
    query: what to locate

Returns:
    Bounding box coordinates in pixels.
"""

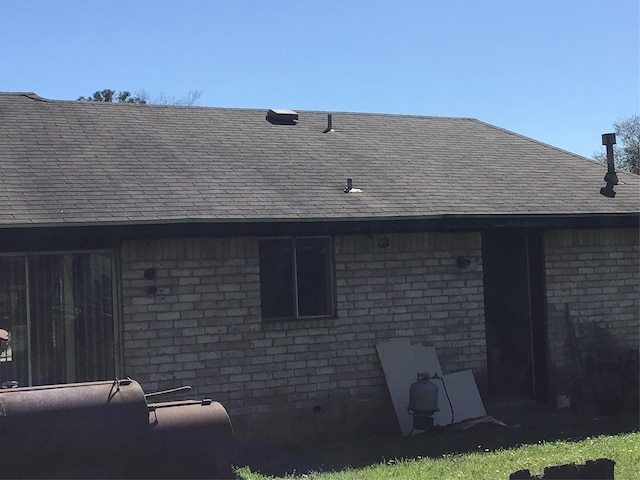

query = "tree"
[77,89,202,106]
[78,89,147,104]
[138,89,202,106]
[593,115,640,174]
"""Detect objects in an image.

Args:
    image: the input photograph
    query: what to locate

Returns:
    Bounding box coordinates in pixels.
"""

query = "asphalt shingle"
[0,92,637,227]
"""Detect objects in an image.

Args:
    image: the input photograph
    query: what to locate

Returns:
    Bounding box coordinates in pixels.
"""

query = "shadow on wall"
[550,306,639,414]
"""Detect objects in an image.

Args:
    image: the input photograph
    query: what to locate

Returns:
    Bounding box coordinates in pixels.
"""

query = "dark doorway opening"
[482,230,548,403]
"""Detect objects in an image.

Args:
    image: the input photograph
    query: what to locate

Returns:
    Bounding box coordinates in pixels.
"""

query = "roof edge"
[12,92,49,102]
[1,213,637,252]
[1,212,637,231]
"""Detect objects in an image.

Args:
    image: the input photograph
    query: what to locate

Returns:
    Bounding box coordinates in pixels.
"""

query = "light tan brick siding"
[544,228,640,395]
[120,232,485,443]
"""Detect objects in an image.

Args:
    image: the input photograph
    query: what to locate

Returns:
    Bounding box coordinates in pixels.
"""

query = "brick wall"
[120,232,485,444]
[544,228,640,399]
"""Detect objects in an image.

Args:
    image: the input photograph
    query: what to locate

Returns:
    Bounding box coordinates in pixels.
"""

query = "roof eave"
[0,212,638,253]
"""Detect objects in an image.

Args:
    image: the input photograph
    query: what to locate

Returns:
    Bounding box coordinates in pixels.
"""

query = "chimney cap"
[602,133,617,146]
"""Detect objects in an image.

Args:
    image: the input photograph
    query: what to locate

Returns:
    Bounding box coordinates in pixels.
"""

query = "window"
[259,237,334,321]
[0,252,117,386]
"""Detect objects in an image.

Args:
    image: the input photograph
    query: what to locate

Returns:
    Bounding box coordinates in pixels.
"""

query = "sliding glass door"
[0,252,117,387]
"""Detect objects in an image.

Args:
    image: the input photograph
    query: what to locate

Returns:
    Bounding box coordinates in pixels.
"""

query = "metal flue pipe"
[600,133,619,198]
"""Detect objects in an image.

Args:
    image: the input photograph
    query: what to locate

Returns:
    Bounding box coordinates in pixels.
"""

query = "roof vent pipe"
[343,178,362,193]
[323,114,334,133]
[600,133,618,198]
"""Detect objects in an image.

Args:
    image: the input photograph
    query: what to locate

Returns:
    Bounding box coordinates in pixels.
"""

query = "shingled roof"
[0,92,638,229]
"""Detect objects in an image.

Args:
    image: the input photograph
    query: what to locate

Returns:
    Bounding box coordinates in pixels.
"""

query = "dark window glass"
[71,254,115,383]
[0,256,28,387]
[259,237,334,321]
[259,240,295,320]
[296,238,332,317]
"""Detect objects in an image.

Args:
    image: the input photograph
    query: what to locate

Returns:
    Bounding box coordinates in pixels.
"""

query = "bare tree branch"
[593,115,640,174]
[77,89,202,106]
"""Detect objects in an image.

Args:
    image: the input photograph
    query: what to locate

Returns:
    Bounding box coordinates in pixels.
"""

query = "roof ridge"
[1,91,37,97]
[468,118,612,166]
[293,109,477,121]
[0,92,482,119]
[0,92,58,102]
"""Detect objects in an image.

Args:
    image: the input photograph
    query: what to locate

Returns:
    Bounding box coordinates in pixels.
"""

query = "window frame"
[258,236,336,323]
[0,249,121,386]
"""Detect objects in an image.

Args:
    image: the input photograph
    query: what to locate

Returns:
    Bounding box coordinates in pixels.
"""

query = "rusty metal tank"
[0,379,234,479]
[131,399,234,479]
[0,378,149,477]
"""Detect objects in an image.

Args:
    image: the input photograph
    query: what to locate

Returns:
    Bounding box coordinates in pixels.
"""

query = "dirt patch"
[233,402,639,477]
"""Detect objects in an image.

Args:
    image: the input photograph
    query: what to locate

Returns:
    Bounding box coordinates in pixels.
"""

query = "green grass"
[236,432,640,480]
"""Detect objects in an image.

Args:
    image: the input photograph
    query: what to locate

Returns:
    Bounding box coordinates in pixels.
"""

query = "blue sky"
[1,0,637,158]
